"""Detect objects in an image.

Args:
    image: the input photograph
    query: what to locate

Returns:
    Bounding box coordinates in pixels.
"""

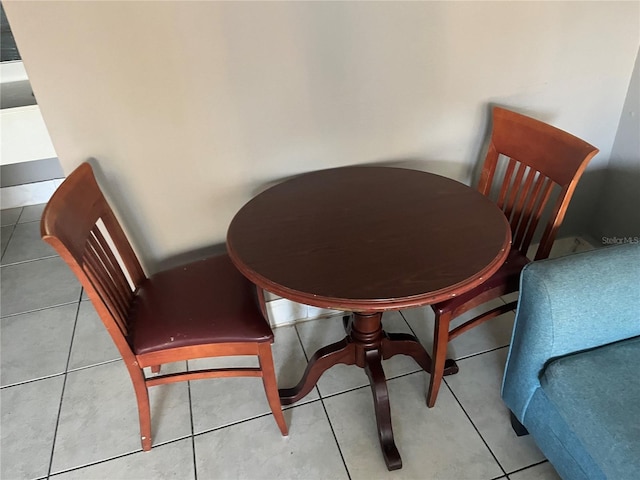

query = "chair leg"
[510,411,529,437]
[427,311,451,408]
[151,365,161,374]
[127,365,153,450]
[258,343,288,436]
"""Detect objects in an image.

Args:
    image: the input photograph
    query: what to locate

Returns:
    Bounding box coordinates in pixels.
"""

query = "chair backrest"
[41,162,146,361]
[478,107,598,260]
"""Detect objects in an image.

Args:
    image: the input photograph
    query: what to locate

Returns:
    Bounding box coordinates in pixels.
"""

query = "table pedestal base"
[279,312,459,471]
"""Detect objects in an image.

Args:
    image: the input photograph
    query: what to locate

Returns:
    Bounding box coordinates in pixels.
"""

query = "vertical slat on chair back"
[478,107,598,260]
[83,224,135,337]
[41,163,146,354]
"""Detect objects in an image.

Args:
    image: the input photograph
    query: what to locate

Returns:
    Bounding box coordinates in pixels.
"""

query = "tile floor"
[1,204,561,480]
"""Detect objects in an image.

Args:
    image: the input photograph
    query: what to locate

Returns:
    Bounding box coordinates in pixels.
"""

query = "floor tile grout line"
[66,357,123,374]
[0,222,17,260]
[0,357,124,390]
[0,299,82,319]
[1,216,46,232]
[318,395,353,480]
[46,435,194,478]
[293,315,410,479]
[46,298,82,479]
[1,370,66,390]
[293,322,310,362]
[44,301,193,476]
[395,310,412,330]
[293,314,424,401]
[47,453,140,478]
[455,344,511,362]
[6,358,321,435]
[1,206,24,227]
[313,352,520,404]
[190,324,322,437]
[190,401,319,439]
[291,320,322,399]
[185,387,356,480]
[399,309,421,340]
[290,321,351,477]
[283,315,508,406]
[444,380,509,478]
[0,219,21,228]
[400,305,515,372]
[18,218,46,226]
[0,220,19,228]
[15,206,28,224]
[505,459,550,476]
[0,208,56,266]
[0,253,59,268]
[186,365,199,480]
[18,306,523,478]
[292,320,326,404]
[315,368,425,403]
[45,360,327,458]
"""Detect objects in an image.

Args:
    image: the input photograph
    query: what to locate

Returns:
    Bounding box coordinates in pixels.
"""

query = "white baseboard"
[265,297,342,328]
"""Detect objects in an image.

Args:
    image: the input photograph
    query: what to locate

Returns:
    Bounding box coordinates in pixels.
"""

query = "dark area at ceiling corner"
[1,1,22,62]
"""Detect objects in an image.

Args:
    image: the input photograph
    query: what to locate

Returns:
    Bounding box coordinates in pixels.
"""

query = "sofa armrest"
[501,243,640,420]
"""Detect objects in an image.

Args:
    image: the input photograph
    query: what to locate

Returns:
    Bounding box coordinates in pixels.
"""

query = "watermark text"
[602,236,639,245]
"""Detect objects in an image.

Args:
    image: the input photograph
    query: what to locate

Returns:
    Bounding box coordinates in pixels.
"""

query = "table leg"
[364,348,402,470]
[350,312,405,470]
[381,332,432,372]
[381,332,460,376]
[279,337,356,405]
[279,311,454,470]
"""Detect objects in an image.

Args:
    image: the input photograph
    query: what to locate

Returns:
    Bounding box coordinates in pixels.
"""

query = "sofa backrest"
[520,243,640,358]
[502,242,640,419]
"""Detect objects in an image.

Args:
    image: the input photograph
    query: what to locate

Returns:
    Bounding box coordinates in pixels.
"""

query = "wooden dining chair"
[41,162,288,450]
[425,106,599,407]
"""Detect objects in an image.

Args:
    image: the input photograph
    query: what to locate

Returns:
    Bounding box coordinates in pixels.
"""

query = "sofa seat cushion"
[540,335,640,480]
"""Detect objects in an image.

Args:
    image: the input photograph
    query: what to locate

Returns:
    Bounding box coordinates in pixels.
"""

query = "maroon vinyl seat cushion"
[130,254,274,356]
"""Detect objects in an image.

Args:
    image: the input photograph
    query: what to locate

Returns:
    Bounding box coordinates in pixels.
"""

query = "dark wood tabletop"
[226,166,511,471]
[228,166,511,311]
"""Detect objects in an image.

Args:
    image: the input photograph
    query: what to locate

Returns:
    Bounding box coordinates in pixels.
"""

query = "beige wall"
[5,1,639,271]
[591,48,640,243]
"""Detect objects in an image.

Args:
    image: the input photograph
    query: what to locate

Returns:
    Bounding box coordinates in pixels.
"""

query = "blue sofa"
[501,243,640,480]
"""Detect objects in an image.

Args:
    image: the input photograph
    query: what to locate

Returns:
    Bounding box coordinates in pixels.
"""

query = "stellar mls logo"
[601,236,639,245]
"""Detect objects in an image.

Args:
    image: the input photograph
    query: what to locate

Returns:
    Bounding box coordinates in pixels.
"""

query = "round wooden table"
[227,166,511,470]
